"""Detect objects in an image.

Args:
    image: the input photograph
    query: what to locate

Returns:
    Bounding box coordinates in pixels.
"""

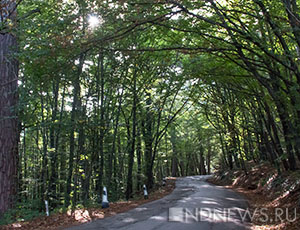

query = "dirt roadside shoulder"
[208,165,300,230]
[0,178,176,230]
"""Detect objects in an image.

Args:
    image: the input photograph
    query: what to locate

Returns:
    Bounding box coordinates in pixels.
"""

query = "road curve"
[66,176,251,230]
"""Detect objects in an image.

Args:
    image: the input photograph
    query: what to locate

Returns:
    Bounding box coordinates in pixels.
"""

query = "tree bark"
[207,145,211,175]
[49,79,59,207]
[126,69,137,200]
[199,145,207,175]
[263,101,289,170]
[142,94,154,189]
[170,125,178,177]
[136,125,142,191]
[96,51,105,203]
[65,54,84,207]
[0,31,19,214]
[108,88,123,192]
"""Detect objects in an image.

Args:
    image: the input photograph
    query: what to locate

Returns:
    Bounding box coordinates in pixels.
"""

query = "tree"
[0,0,19,215]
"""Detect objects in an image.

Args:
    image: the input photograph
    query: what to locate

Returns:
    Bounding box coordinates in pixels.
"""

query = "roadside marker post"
[102,186,109,208]
[45,200,49,216]
[143,184,148,199]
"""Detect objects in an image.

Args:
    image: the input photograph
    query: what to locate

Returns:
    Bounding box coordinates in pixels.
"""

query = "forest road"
[66,175,251,230]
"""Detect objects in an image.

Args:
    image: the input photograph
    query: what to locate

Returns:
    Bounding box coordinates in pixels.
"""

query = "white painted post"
[143,184,148,199]
[162,178,166,186]
[45,200,49,216]
[102,186,109,208]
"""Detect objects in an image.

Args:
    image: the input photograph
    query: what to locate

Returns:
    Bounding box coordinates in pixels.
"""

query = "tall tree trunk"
[126,70,137,200]
[271,82,297,170]
[49,79,59,207]
[108,89,123,192]
[0,28,19,215]
[207,145,211,175]
[65,54,84,207]
[96,51,105,203]
[73,110,84,206]
[117,135,124,200]
[40,94,49,204]
[23,128,27,200]
[136,125,142,191]
[57,86,66,203]
[170,125,178,177]
[199,145,207,175]
[236,133,248,175]
[142,94,154,189]
[263,101,289,170]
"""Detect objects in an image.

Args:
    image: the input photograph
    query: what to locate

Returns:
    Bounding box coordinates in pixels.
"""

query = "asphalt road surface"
[66,176,251,230]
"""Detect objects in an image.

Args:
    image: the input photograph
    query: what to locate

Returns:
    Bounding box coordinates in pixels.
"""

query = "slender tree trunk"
[170,125,178,177]
[40,94,49,204]
[65,54,84,207]
[18,131,23,203]
[49,79,59,207]
[142,94,154,189]
[23,128,27,200]
[126,70,137,200]
[73,109,84,206]
[136,125,142,191]
[117,135,124,200]
[97,51,105,202]
[207,145,211,175]
[263,101,289,170]
[236,133,248,175]
[199,145,207,175]
[271,83,297,170]
[219,131,229,168]
[108,89,123,192]
[57,86,66,203]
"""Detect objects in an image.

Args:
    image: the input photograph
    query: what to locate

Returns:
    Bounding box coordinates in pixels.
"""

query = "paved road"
[66,176,251,230]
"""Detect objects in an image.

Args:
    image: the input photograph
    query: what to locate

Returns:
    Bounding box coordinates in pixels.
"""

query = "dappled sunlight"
[11,223,22,228]
[181,197,192,201]
[91,211,105,219]
[135,207,148,211]
[122,217,136,223]
[225,197,243,202]
[73,210,91,223]
[149,216,166,221]
[198,184,212,188]
[201,200,219,205]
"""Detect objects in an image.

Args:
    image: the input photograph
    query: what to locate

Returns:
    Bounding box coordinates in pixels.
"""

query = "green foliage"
[0,199,42,225]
